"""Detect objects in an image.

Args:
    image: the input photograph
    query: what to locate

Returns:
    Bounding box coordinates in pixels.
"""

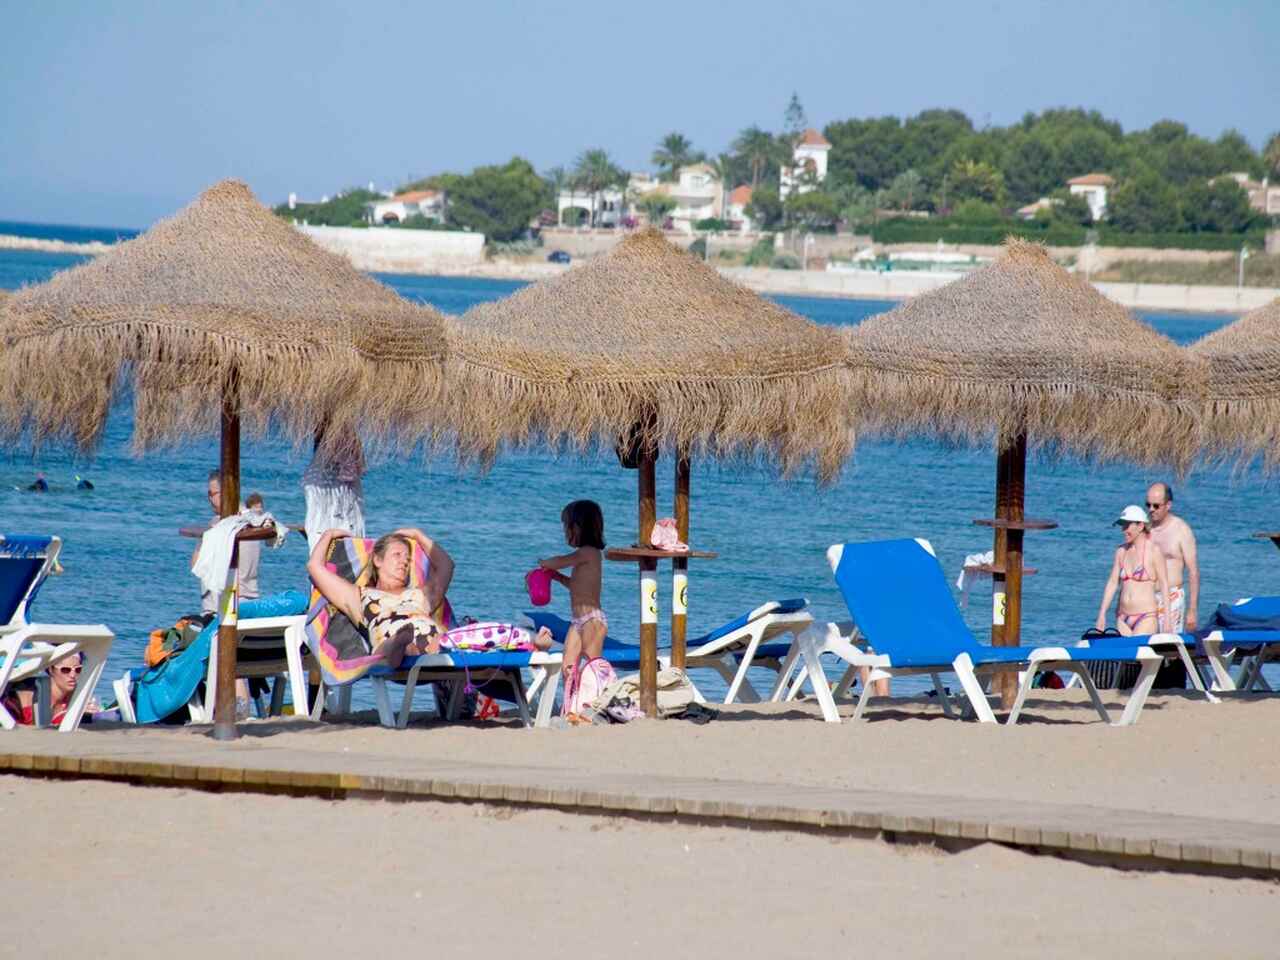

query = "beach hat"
[1113,505,1148,526]
[525,567,552,606]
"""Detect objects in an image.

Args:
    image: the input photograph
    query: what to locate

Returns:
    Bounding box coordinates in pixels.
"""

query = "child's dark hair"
[245,492,264,509]
[561,500,605,549]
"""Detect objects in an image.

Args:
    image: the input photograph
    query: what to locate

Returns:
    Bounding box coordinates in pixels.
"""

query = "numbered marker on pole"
[641,571,658,625]
[672,571,688,616]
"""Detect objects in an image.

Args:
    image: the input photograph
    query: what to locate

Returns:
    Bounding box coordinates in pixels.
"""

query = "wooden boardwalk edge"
[3,749,1276,880]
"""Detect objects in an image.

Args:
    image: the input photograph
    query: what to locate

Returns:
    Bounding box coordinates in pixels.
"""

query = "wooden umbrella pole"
[671,451,690,670]
[212,373,242,742]
[1004,431,1028,648]
[991,445,1011,646]
[638,452,659,718]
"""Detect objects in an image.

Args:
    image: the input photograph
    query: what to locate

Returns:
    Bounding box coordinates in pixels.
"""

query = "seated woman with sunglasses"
[0,652,97,726]
[1095,505,1171,636]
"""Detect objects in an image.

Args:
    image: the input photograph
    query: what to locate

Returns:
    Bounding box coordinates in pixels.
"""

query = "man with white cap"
[1146,482,1198,632]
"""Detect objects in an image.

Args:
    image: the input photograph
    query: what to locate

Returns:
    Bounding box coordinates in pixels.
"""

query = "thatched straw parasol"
[0,179,448,738]
[845,239,1196,700]
[449,228,853,714]
[1187,297,1280,470]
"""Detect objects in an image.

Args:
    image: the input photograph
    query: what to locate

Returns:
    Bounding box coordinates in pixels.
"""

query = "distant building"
[780,128,831,200]
[1220,172,1280,216]
[666,163,723,232]
[364,190,445,225]
[1066,173,1114,222]
[1016,197,1060,221]
[726,185,754,232]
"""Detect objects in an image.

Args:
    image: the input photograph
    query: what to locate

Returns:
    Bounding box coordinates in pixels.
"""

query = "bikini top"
[1119,540,1155,583]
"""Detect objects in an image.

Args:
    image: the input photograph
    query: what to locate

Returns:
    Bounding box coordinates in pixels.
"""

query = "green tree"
[1215,130,1260,177]
[1046,190,1093,227]
[637,192,676,227]
[825,115,908,191]
[444,157,548,242]
[1107,169,1183,232]
[572,148,627,226]
[1182,178,1255,233]
[947,158,1006,206]
[830,181,876,228]
[783,92,808,144]
[745,186,784,230]
[950,199,1003,224]
[272,187,383,227]
[652,132,698,183]
[732,126,785,190]
[884,169,924,210]
[784,190,839,230]
[1263,132,1280,179]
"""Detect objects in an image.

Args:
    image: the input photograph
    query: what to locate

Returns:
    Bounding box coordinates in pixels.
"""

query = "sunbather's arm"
[307,529,362,623]
[1095,551,1121,631]
[393,528,454,612]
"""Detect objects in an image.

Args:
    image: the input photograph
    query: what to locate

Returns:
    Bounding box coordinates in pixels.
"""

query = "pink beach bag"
[525,567,553,606]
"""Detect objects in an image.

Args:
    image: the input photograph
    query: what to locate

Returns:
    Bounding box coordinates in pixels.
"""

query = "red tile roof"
[392,190,439,203]
[728,185,753,205]
[797,128,831,148]
[1066,173,1114,187]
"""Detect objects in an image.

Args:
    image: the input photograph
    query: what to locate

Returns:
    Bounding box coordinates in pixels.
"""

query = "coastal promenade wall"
[295,225,485,273]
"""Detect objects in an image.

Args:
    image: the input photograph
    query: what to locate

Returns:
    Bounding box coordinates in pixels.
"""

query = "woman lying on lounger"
[307,528,551,667]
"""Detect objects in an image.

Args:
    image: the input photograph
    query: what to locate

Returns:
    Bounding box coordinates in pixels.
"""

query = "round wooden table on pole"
[605,542,719,718]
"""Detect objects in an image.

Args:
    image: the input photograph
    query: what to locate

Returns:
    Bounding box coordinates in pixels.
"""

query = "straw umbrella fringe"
[446,228,854,481]
[845,239,1202,473]
[1188,297,1280,471]
[0,180,446,453]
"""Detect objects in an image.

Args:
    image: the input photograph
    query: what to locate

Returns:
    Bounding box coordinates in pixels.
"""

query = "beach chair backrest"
[306,536,453,686]
[0,535,59,629]
[828,538,978,658]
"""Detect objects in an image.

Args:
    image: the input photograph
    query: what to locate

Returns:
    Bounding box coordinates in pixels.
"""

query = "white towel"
[192,510,286,598]
[955,550,995,608]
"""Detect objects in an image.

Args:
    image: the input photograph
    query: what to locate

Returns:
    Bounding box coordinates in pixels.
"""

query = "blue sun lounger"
[523,598,811,704]
[789,538,1163,725]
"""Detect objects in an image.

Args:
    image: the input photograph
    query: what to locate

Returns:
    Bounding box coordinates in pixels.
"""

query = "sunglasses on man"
[1146,502,1166,510]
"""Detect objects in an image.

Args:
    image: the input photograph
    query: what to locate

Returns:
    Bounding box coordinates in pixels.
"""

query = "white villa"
[726,184,754,232]
[364,190,446,225]
[556,165,728,234]
[779,128,831,200]
[1220,172,1280,216]
[1067,173,1114,221]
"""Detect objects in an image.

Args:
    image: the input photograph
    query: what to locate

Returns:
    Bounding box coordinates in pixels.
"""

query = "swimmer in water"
[27,473,48,492]
[75,475,94,490]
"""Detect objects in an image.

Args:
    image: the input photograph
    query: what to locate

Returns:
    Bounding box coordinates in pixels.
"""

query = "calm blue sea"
[0,220,140,245]
[2,246,1276,706]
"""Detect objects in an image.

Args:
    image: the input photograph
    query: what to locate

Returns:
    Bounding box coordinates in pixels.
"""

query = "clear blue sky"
[2,0,1275,228]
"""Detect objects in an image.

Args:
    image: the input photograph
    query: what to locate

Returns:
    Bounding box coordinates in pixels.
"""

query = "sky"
[1,0,1276,228]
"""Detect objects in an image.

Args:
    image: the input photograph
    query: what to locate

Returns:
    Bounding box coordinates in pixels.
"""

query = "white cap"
[1114,505,1148,526]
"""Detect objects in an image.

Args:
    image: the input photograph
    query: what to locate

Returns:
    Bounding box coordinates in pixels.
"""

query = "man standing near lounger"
[1147,482,1199,633]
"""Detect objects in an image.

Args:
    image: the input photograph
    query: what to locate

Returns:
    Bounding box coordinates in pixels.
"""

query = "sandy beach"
[8,757,1279,959]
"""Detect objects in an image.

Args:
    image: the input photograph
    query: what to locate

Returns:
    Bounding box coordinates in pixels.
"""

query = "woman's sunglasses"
[55,665,83,676]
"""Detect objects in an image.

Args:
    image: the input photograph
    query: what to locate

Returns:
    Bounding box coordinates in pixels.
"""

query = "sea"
[2,238,1277,707]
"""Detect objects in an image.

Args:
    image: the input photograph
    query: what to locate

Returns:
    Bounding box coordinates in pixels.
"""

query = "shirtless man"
[1146,482,1199,632]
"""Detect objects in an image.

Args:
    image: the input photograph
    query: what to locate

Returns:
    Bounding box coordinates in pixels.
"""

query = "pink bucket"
[525,567,553,606]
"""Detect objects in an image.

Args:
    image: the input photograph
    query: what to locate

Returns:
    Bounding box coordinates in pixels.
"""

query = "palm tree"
[542,165,569,224]
[573,149,626,227]
[652,132,696,183]
[732,126,782,191]
[707,152,736,224]
[1265,132,1280,179]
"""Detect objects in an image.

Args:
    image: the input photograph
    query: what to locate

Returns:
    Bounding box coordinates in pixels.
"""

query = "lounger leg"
[850,672,879,722]
[1116,658,1160,726]
[832,665,858,702]
[445,679,465,722]
[1202,641,1236,692]
[59,635,111,732]
[724,634,764,704]
[1065,666,1113,723]
[535,664,561,728]
[1173,643,1219,703]
[268,676,286,716]
[372,680,395,727]
[952,654,997,724]
[399,669,419,729]
[112,673,138,724]
[510,672,532,728]
[284,624,312,717]
[798,629,839,723]
[769,644,803,702]
[930,673,955,718]
[526,666,546,704]
[1006,665,1040,725]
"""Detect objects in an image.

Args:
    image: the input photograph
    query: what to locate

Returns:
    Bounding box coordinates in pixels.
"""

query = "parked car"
[547,250,571,264]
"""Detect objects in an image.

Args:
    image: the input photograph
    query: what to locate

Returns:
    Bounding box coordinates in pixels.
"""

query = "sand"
[7,772,1277,959]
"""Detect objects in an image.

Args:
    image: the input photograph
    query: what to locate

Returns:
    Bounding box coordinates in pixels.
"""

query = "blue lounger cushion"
[834,540,1152,668]
[0,534,55,626]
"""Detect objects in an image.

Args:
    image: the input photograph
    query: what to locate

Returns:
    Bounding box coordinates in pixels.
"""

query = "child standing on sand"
[538,500,607,709]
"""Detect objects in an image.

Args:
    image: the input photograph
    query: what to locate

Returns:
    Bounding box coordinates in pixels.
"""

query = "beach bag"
[563,657,616,718]
[592,667,697,720]
[524,568,553,606]
[1081,628,1140,690]
[143,615,207,668]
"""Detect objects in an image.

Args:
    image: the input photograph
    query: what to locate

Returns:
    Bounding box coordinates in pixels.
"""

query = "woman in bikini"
[308,527,551,667]
[1095,505,1171,636]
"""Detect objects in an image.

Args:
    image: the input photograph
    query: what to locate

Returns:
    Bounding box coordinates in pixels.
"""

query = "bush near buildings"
[870,218,1266,252]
